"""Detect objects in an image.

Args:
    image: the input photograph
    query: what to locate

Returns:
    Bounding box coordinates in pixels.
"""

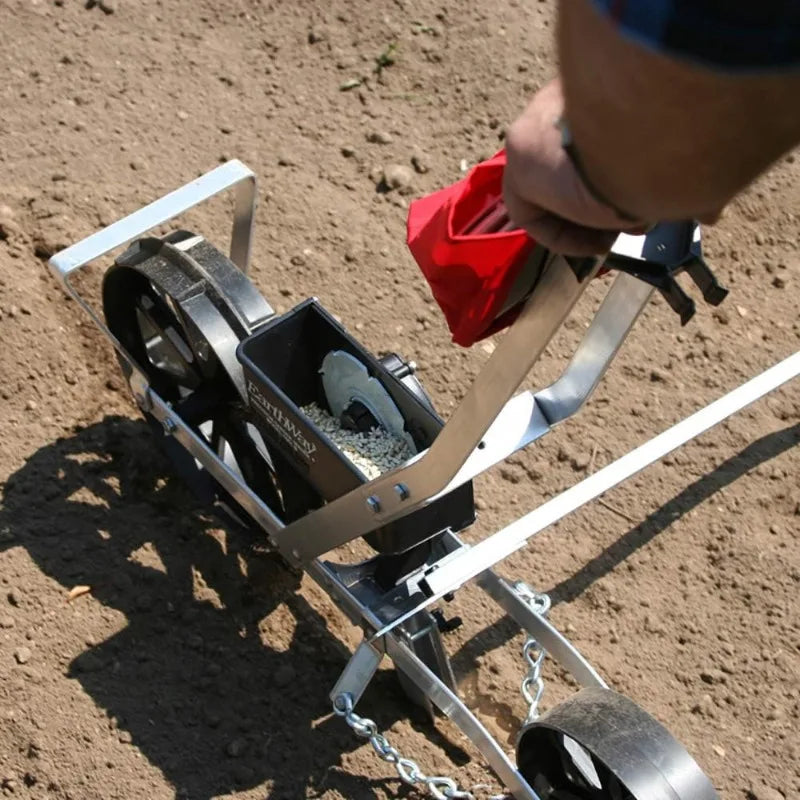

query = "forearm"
[558,1,800,222]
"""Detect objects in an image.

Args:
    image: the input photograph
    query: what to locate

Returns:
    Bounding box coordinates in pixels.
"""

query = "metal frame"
[48,162,800,800]
[49,159,258,354]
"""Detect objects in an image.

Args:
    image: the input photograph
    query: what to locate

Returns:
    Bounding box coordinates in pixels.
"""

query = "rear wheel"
[517,688,718,800]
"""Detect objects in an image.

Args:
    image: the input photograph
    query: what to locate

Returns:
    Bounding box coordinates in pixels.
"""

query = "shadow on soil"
[0,415,446,800]
[452,421,800,677]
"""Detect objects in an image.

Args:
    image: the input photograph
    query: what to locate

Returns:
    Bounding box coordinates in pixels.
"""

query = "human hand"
[503,78,646,256]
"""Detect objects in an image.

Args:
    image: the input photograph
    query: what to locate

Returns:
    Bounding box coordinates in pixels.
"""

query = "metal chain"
[332,692,475,800]
[332,584,551,800]
[513,582,551,726]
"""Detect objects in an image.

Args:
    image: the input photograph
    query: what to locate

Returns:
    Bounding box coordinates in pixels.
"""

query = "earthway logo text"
[247,380,317,460]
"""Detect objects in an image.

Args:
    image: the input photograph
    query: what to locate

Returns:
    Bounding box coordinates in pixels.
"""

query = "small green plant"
[374,43,397,76]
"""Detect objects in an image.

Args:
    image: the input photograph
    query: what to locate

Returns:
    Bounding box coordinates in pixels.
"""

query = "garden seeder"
[49,160,800,800]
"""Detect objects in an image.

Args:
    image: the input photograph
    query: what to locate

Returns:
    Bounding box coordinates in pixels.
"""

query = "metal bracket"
[329,640,383,709]
[47,160,258,404]
[49,159,256,283]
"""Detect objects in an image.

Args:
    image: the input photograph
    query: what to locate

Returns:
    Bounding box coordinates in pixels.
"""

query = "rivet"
[394,483,410,500]
[366,495,381,513]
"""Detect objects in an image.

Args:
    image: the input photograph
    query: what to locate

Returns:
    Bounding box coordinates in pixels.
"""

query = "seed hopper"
[49,160,800,800]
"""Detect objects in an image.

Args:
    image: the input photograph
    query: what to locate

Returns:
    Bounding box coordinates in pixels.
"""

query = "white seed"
[301,402,413,479]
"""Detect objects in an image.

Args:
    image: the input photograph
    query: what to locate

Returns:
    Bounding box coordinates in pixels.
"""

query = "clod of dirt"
[7,589,21,607]
[411,151,430,174]
[66,585,91,602]
[14,646,32,664]
[367,130,393,144]
[700,668,727,685]
[0,616,15,629]
[382,163,414,191]
[0,205,21,242]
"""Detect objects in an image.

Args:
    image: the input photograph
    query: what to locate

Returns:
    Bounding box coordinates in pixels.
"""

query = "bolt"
[394,483,410,500]
[366,495,381,513]
[162,417,177,435]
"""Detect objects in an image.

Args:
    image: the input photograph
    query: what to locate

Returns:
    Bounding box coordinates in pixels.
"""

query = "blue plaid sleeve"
[590,0,800,70]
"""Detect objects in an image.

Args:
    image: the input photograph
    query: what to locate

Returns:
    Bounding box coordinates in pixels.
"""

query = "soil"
[0,2,798,800]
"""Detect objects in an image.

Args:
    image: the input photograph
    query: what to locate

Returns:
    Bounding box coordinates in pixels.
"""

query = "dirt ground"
[0,1,798,799]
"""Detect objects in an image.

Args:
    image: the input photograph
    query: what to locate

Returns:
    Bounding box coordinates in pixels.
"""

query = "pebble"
[712,308,729,325]
[7,588,21,607]
[691,693,716,716]
[700,668,727,685]
[367,131,393,144]
[129,159,145,172]
[411,152,430,174]
[341,145,357,158]
[277,154,297,167]
[571,452,591,471]
[226,737,248,758]
[382,164,414,191]
[176,110,189,121]
[14,646,32,665]
[772,275,786,289]
[117,730,132,744]
[274,663,296,688]
[712,744,726,758]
